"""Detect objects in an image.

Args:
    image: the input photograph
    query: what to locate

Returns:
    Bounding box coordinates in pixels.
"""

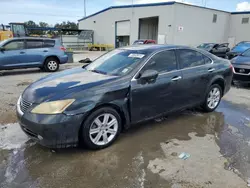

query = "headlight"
[31,99,75,114]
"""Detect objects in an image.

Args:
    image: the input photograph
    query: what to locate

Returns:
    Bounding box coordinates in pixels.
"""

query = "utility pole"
[84,0,86,17]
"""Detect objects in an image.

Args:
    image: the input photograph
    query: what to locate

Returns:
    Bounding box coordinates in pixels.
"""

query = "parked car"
[0,37,68,72]
[17,45,233,149]
[226,41,250,60]
[231,48,250,83]
[197,43,230,58]
[133,39,156,45]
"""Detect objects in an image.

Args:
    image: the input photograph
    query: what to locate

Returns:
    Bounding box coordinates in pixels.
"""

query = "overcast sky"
[0,0,249,25]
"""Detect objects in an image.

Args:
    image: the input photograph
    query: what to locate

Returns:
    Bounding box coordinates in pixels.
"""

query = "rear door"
[176,49,214,106]
[24,39,45,66]
[130,49,186,123]
[212,43,229,57]
[0,39,25,68]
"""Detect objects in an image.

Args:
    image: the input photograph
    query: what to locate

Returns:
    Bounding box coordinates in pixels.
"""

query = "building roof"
[231,11,250,15]
[78,1,175,21]
[78,1,250,22]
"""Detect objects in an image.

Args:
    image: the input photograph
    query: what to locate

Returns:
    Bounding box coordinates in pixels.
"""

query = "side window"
[26,40,43,49]
[3,40,24,50]
[44,40,55,48]
[142,50,177,73]
[204,55,212,64]
[178,49,205,69]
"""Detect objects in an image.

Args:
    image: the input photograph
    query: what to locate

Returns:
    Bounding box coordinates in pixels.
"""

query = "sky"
[0,0,250,25]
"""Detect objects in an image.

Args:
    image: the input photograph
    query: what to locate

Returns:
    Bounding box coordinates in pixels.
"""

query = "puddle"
[0,123,29,150]
[0,100,250,187]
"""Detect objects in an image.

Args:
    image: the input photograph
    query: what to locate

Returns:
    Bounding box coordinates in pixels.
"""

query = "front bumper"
[17,99,84,148]
[233,74,250,83]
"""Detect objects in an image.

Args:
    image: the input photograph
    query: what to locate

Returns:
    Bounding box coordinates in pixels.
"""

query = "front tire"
[202,84,222,112]
[80,107,122,150]
[44,57,59,72]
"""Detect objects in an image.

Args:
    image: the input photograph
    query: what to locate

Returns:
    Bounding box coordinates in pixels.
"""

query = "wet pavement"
[0,100,250,188]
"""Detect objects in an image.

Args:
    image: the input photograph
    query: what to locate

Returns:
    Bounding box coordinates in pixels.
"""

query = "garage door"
[116,21,130,36]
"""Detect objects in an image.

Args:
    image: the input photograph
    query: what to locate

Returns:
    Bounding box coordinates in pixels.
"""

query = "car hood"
[22,68,118,103]
[231,56,250,66]
[231,45,250,53]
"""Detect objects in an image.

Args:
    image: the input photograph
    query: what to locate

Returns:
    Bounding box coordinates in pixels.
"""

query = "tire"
[202,84,222,112]
[44,57,59,72]
[80,107,122,150]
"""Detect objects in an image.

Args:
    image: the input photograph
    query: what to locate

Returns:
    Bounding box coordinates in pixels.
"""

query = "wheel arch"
[79,102,129,133]
[208,76,225,96]
[43,55,60,65]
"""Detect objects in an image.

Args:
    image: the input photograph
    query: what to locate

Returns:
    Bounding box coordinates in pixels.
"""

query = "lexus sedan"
[231,48,250,83]
[17,45,233,150]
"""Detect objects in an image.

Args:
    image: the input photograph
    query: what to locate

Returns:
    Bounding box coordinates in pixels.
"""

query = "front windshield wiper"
[90,69,107,75]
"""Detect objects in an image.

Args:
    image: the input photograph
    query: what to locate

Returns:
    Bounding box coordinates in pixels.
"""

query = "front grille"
[234,68,250,74]
[20,98,32,113]
[234,74,250,81]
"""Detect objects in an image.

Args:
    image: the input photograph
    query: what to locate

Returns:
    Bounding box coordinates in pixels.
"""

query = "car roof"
[120,44,189,53]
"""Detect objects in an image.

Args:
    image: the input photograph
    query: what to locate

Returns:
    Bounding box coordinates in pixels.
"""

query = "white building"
[78,1,250,48]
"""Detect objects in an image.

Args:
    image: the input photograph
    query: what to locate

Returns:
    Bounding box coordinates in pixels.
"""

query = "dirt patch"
[16,81,32,87]
[148,133,247,188]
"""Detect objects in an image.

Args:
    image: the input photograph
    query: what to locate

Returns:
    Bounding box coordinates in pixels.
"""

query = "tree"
[24,20,78,36]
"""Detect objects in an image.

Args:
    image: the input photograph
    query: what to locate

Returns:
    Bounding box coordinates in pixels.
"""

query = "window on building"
[242,17,249,24]
[143,50,177,73]
[213,14,217,23]
[26,40,43,49]
[177,49,205,69]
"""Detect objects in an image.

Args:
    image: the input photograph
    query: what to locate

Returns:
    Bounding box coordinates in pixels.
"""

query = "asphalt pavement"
[0,51,250,188]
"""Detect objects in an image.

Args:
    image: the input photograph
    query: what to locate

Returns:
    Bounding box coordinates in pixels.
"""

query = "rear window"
[44,40,55,48]
[26,40,43,49]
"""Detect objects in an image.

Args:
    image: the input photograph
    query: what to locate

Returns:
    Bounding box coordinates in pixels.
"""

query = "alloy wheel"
[207,87,221,109]
[47,61,58,71]
[89,113,118,146]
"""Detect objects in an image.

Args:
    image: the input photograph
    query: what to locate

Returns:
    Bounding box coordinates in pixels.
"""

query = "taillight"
[60,46,66,51]
[230,63,235,73]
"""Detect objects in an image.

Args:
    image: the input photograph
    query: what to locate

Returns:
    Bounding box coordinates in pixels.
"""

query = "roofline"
[78,1,175,21]
[175,2,229,14]
[231,11,250,15]
[78,1,247,22]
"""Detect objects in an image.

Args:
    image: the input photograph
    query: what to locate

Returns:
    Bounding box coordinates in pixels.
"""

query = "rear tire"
[79,107,122,150]
[202,84,222,112]
[44,57,59,72]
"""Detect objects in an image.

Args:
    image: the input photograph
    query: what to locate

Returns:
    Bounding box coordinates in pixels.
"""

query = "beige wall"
[229,14,250,47]
[172,3,230,47]
[78,4,175,46]
[79,3,250,48]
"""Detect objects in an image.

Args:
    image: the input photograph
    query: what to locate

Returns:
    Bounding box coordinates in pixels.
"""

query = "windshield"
[86,49,148,76]
[197,43,215,50]
[232,42,250,51]
[241,48,250,57]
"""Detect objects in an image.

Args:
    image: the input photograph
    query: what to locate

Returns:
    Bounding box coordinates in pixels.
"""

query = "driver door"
[0,39,26,68]
[130,50,185,123]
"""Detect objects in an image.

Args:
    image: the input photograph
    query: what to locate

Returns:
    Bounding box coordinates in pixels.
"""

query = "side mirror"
[0,47,5,52]
[140,69,159,82]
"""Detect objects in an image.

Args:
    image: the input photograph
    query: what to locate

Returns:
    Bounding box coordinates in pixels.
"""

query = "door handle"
[43,50,48,52]
[171,76,182,81]
[208,68,215,72]
[20,51,25,54]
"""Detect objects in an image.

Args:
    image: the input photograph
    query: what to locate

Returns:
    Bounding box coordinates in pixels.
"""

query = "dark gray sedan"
[231,48,250,83]
[17,45,233,150]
